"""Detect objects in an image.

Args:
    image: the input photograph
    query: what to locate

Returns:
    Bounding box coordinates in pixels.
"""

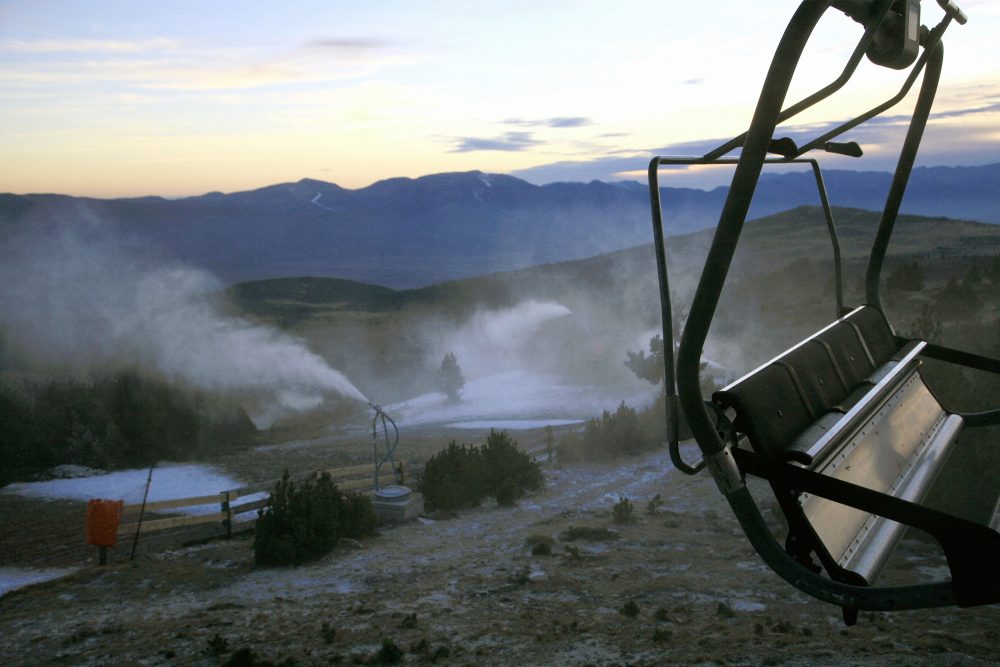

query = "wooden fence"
[116,461,422,541]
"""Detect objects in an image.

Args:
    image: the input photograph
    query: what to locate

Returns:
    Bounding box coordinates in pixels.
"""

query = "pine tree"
[437,352,465,403]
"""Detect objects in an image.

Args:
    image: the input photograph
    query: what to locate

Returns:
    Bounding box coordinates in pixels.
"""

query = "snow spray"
[0,220,373,427]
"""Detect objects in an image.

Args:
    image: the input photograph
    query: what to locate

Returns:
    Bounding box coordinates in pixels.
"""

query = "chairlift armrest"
[914,341,1000,376]
[960,409,1000,429]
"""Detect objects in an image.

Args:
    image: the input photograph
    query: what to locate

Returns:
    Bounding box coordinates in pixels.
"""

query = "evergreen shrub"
[254,471,377,566]
[418,429,543,512]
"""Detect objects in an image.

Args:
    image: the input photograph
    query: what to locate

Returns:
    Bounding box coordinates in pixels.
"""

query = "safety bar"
[649,156,844,474]
[705,0,965,160]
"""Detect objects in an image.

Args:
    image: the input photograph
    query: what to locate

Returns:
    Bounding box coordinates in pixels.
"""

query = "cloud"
[0,31,413,94]
[510,94,1000,186]
[450,131,541,153]
[0,37,177,54]
[503,116,592,128]
[303,37,392,54]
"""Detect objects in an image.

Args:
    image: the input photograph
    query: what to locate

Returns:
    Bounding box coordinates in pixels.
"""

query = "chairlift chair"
[649,0,1000,624]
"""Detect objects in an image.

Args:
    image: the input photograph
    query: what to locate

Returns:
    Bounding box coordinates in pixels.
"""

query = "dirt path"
[2,448,1000,666]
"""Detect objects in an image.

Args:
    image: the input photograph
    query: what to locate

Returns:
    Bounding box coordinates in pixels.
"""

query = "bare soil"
[2,441,1000,667]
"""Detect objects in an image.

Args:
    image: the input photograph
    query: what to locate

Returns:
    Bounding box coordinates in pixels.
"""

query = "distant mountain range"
[2,163,997,288]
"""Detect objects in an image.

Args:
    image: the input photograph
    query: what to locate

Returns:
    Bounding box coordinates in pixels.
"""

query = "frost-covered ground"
[3,446,999,666]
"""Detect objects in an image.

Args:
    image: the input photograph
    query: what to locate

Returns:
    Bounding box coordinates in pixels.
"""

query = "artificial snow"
[385,370,655,428]
[2,463,257,515]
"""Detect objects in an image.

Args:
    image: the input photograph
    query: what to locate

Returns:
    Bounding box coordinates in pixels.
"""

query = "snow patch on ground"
[730,599,768,612]
[445,419,583,430]
[2,463,254,513]
[0,568,76,598]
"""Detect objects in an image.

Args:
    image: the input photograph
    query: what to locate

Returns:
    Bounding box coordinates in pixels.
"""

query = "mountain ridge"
[2,164,998,289]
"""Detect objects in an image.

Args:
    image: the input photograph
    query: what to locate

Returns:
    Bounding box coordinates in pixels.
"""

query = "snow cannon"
[367,401,424,521]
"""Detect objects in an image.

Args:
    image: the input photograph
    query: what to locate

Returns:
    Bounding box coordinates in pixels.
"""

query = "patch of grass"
[612,496,636,524]
[222,648,255,667]
[531,541,552,556]
[372,639,403,665]
[525,533,555,556]
[559,526,620,542]
[204,634,229,657]
[716,602,736,619]
[620,600,640,618]
[652,628,672,643]
[509,565,532,586]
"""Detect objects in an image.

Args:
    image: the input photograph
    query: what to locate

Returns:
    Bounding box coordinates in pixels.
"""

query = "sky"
[1,0,999,198]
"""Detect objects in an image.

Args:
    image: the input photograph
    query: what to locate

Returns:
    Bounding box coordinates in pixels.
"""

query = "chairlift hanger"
[648,0,1000,622]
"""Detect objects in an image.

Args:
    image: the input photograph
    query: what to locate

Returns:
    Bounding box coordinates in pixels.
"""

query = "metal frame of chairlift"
[649,0,1000,614]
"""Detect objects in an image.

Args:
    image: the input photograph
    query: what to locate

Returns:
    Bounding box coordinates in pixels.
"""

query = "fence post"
[221,491,232,538]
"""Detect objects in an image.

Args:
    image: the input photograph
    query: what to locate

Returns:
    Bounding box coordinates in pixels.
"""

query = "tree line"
[0,369,256,485]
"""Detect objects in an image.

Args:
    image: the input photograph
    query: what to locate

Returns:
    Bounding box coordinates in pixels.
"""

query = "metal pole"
[129,462,155,561]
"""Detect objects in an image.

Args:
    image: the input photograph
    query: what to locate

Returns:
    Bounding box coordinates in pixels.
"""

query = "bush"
[935,278,981,320]
[886,260,924,292]
[253,471,377,566]
[418,430,543,512]
[417,442,484,512]
[612,496,636,524]
[557,400,665,463]
[480,429,544,506]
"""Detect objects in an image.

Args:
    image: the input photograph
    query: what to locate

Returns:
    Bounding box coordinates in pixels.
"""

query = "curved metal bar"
[704,0,894,160]
[648,155,844,474]
[796,12,954,156]
[796,48,929,155]
[726,485,958,610]
[648,157,705,474]
[678,0,833,463]
[864,39,945,310]
[370,402,400,490]
[731,447,1000,608]
[808,161,844,315]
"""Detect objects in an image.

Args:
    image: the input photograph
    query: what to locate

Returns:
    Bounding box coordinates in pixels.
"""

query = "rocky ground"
[2,443,1000,666]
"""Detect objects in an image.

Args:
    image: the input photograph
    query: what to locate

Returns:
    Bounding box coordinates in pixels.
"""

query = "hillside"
[3,164,998,288]
[228,205,1000,321]
[221,206,1000,409]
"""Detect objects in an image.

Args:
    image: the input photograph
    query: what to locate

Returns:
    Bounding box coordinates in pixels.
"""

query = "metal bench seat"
[714,306,969,589]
